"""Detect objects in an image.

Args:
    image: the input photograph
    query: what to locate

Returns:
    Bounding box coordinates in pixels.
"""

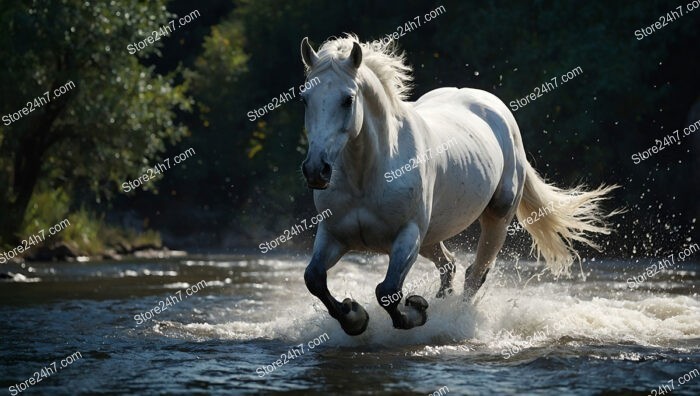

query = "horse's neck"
[339,91,402,192]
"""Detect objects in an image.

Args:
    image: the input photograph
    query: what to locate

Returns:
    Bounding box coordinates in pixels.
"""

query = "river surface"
[1,253,699,395]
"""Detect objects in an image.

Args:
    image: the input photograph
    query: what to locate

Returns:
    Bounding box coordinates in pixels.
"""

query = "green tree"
[0,0,190,244]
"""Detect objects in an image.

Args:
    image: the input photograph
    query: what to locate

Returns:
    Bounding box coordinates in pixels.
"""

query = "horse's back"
[414,86,522,163]
[415,87,514,129]
[411,87,526,244]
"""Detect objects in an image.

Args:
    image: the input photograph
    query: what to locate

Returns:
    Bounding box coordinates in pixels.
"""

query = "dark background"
[1,0,698,260]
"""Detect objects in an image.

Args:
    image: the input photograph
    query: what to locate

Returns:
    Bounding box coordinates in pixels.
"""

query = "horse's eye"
[341,95,354,108]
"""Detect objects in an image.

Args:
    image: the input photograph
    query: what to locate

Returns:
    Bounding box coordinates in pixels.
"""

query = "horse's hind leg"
[464,133,525,300]
[463,210,510,301]
[304,227,369,336]
[419,242,456,298]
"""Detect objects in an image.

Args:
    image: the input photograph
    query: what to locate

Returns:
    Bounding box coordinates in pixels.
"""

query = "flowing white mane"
[305,33,413,115]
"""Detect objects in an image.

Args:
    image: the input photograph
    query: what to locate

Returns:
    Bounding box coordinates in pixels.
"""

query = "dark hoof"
[405,295,428,311]
[339,298,369,336]
[403,295,428,327]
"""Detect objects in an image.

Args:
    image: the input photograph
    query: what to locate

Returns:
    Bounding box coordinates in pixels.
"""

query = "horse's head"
[299,37,364,190]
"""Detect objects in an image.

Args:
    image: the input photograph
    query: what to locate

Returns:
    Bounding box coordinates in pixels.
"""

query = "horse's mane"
[305,33,413,117]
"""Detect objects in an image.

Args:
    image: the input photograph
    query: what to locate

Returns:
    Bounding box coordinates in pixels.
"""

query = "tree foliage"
[0,0,190,244]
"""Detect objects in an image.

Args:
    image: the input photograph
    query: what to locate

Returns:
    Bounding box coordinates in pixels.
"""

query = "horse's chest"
[323,199,408,251]
[314,180,422,250]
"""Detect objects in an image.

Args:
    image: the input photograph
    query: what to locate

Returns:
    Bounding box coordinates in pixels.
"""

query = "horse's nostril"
[321,162,332,179]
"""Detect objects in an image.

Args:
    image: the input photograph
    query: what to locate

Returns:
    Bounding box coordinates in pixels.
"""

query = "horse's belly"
[423,148,502,244]
[423,181,494,245]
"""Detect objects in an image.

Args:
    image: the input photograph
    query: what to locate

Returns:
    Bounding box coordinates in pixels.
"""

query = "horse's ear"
[301,37,318,68]
[350,41,362,69]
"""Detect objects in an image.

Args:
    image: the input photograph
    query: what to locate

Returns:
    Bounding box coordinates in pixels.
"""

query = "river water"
[1,253,698,395]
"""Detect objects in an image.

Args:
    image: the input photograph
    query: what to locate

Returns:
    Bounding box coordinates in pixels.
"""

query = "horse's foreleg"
[376,223,428,330]
[304,229,369,336]
[463,212,508,301]
[419,242,456,298]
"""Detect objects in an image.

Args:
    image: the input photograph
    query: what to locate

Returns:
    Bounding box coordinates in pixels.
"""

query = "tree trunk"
[0,99,67,245]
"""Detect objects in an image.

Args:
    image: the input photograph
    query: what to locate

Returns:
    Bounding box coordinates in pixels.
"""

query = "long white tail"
[517,162,619,276]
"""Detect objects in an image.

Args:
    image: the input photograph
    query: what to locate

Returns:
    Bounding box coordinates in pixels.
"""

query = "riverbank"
[1,225,186,264]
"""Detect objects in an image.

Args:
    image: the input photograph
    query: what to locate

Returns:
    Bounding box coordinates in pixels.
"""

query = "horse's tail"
[516,162,619,276]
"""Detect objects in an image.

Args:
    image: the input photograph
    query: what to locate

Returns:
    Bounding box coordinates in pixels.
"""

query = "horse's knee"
[304,264,326,295]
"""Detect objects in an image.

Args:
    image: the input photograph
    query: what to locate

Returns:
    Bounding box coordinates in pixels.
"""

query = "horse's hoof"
[339,298,369,336]
[404,295,428,327]
[462,292,475,303]
[435,287,453,299]
[405,295,428,310]
[463,267,490,301]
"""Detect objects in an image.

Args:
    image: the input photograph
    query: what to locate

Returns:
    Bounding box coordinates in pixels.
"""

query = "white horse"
[299,34,616,336]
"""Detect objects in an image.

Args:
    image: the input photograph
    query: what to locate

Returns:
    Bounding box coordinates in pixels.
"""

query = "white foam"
[153,256,700,354]
[3,272,41,283]
[142,269,178,276]
[162,282,190,289]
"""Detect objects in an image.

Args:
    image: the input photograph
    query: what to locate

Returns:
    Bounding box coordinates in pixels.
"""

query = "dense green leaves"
[0,0,189,243]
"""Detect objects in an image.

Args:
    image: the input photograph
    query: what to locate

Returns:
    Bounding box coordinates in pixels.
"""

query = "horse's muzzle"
[302,157,332,190]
